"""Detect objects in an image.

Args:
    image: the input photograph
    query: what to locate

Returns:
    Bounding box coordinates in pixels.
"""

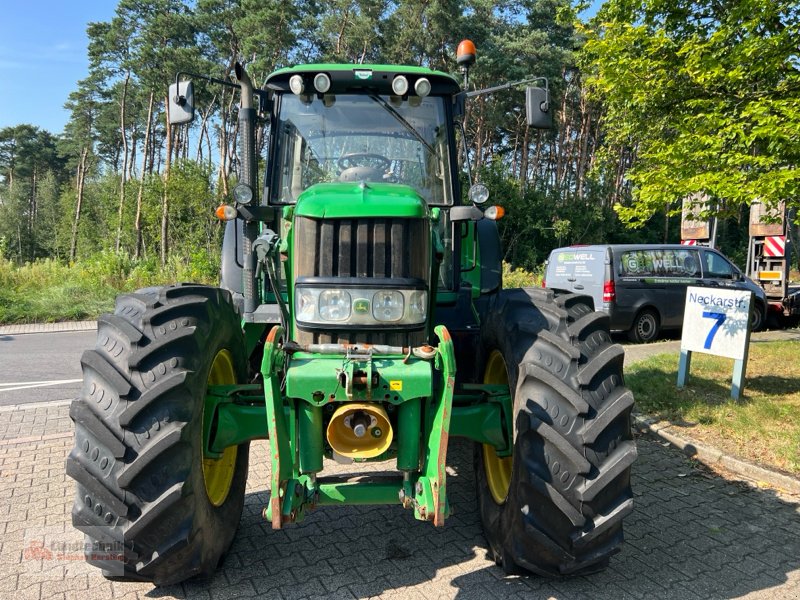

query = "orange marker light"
[215,204,238,221]
[484,205,505,221]
[457,40,476,67]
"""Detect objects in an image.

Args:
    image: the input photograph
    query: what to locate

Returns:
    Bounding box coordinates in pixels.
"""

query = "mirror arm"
[457,120,475,186]
[173,71,269,102]
[450,205,484,222]
[466,76,548,105]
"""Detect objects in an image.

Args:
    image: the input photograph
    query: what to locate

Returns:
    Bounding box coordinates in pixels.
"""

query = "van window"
[704,252,734,278]
[619,248,700,277]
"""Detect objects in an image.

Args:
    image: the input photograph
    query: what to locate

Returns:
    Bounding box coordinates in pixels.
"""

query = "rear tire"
[67,284,249,585]
[475,288,636,576]
[627,309,660,343]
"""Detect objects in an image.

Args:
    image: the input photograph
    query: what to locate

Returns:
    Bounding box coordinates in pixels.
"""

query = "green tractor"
[67,43,636,585]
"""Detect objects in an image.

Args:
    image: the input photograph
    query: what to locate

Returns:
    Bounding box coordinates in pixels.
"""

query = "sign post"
[677,287,753,399]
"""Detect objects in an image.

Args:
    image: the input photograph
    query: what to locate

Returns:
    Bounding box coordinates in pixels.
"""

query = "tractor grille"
[294,216,429,346]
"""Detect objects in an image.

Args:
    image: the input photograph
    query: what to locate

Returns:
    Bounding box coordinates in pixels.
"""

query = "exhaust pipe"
[327,403,393,459]
[234,62,259,315]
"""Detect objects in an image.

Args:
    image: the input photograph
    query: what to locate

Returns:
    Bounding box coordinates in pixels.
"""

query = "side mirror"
[526,86,551,129]
[168,80,194,125]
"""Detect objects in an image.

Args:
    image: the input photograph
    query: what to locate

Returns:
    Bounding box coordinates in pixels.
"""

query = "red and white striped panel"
[681,239,697,246]
[763,235,785,257]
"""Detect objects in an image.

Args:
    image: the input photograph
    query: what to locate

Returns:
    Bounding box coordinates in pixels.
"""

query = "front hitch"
[260,325,455,527]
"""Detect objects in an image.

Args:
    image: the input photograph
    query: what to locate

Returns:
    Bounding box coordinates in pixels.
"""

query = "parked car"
[543,244,768,342]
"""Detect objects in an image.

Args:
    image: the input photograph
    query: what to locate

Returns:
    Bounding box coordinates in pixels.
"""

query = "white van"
[543,244,767,342]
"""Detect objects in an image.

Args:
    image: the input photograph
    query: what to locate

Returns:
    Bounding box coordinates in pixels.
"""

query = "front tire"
[67,285,249,585]
[475,288,636,576]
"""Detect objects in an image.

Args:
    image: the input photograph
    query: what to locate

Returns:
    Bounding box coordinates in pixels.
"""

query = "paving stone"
[1,405,799,599]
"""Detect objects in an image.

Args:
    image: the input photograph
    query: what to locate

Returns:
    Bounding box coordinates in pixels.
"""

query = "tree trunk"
[70,146,89,261]
[129,122,138,180]
[134,91,155,259]
[576,96,592,200]
[218,89,235,198]
[28,166,37,261]
[115,71,131,252]
[161,94,172,266]
[519,124,530,194]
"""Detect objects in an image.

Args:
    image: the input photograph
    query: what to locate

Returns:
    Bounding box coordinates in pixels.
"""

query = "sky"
[0,1,116,134]
[0,1,603,136]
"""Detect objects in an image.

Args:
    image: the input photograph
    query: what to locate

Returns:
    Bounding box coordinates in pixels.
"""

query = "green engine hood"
[294,182,428,219]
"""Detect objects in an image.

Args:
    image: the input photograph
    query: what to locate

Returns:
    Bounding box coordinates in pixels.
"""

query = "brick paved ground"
[1,401,799,599]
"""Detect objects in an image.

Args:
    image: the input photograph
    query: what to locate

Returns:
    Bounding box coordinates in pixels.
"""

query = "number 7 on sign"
[702,311,727,349]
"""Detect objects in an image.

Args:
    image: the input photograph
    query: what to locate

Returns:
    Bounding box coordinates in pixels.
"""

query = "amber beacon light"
[456,40,476,67]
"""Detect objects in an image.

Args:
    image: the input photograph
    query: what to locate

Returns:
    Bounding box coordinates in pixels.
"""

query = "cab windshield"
[271,93,454,205]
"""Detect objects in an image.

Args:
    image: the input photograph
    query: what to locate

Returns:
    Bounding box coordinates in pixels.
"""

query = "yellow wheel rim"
[202,349,238,507]
[483,350,513,504]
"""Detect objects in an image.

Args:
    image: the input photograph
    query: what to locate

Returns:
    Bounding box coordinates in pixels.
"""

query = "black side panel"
[477,219,502,294]
[434,287,481,384]
[221,220,243,295]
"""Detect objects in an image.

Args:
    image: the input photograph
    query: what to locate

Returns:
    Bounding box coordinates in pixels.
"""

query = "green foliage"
[0,125,70,261]
[0,251,219,324]
[582,0,800,224]
[4,0,797,327]
[502,261,542,288]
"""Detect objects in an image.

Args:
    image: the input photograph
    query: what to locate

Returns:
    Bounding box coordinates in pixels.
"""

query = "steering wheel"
[337,153,392,171]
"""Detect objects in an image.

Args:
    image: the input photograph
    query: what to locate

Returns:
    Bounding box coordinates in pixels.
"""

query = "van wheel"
[750,303,765,332]
[627,309,660,343]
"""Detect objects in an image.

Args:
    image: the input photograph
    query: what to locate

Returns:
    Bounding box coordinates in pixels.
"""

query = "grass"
[627,341,800,476]
[1,256,543,324]
[0,251,218,324]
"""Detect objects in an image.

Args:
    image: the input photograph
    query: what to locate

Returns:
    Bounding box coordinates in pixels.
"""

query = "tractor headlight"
[295,287,427,326]
[319,289,352,321]
[296,289,316,322]
[372,291,404,322]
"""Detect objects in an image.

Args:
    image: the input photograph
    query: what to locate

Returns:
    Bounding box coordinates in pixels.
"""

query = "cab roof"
[265,64,462,96]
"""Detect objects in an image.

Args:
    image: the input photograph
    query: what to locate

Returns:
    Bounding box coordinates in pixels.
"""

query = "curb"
[0,321,97,335]
[634,414,800,496]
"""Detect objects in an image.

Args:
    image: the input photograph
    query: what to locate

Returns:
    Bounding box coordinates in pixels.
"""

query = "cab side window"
[704,252,734,278]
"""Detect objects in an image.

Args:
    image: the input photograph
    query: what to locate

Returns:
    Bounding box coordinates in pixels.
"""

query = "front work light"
[313,73,331,94]
[414,77,431,97]
[233,183,253,204]
[289,74,305,95]
[392,75,409,96]
[468,183,489,205]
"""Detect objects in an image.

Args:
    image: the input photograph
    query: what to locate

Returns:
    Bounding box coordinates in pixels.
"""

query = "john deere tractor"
[67,42,636,585]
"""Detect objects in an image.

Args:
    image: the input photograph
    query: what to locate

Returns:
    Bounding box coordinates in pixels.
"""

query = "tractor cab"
[265,66,460,207]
